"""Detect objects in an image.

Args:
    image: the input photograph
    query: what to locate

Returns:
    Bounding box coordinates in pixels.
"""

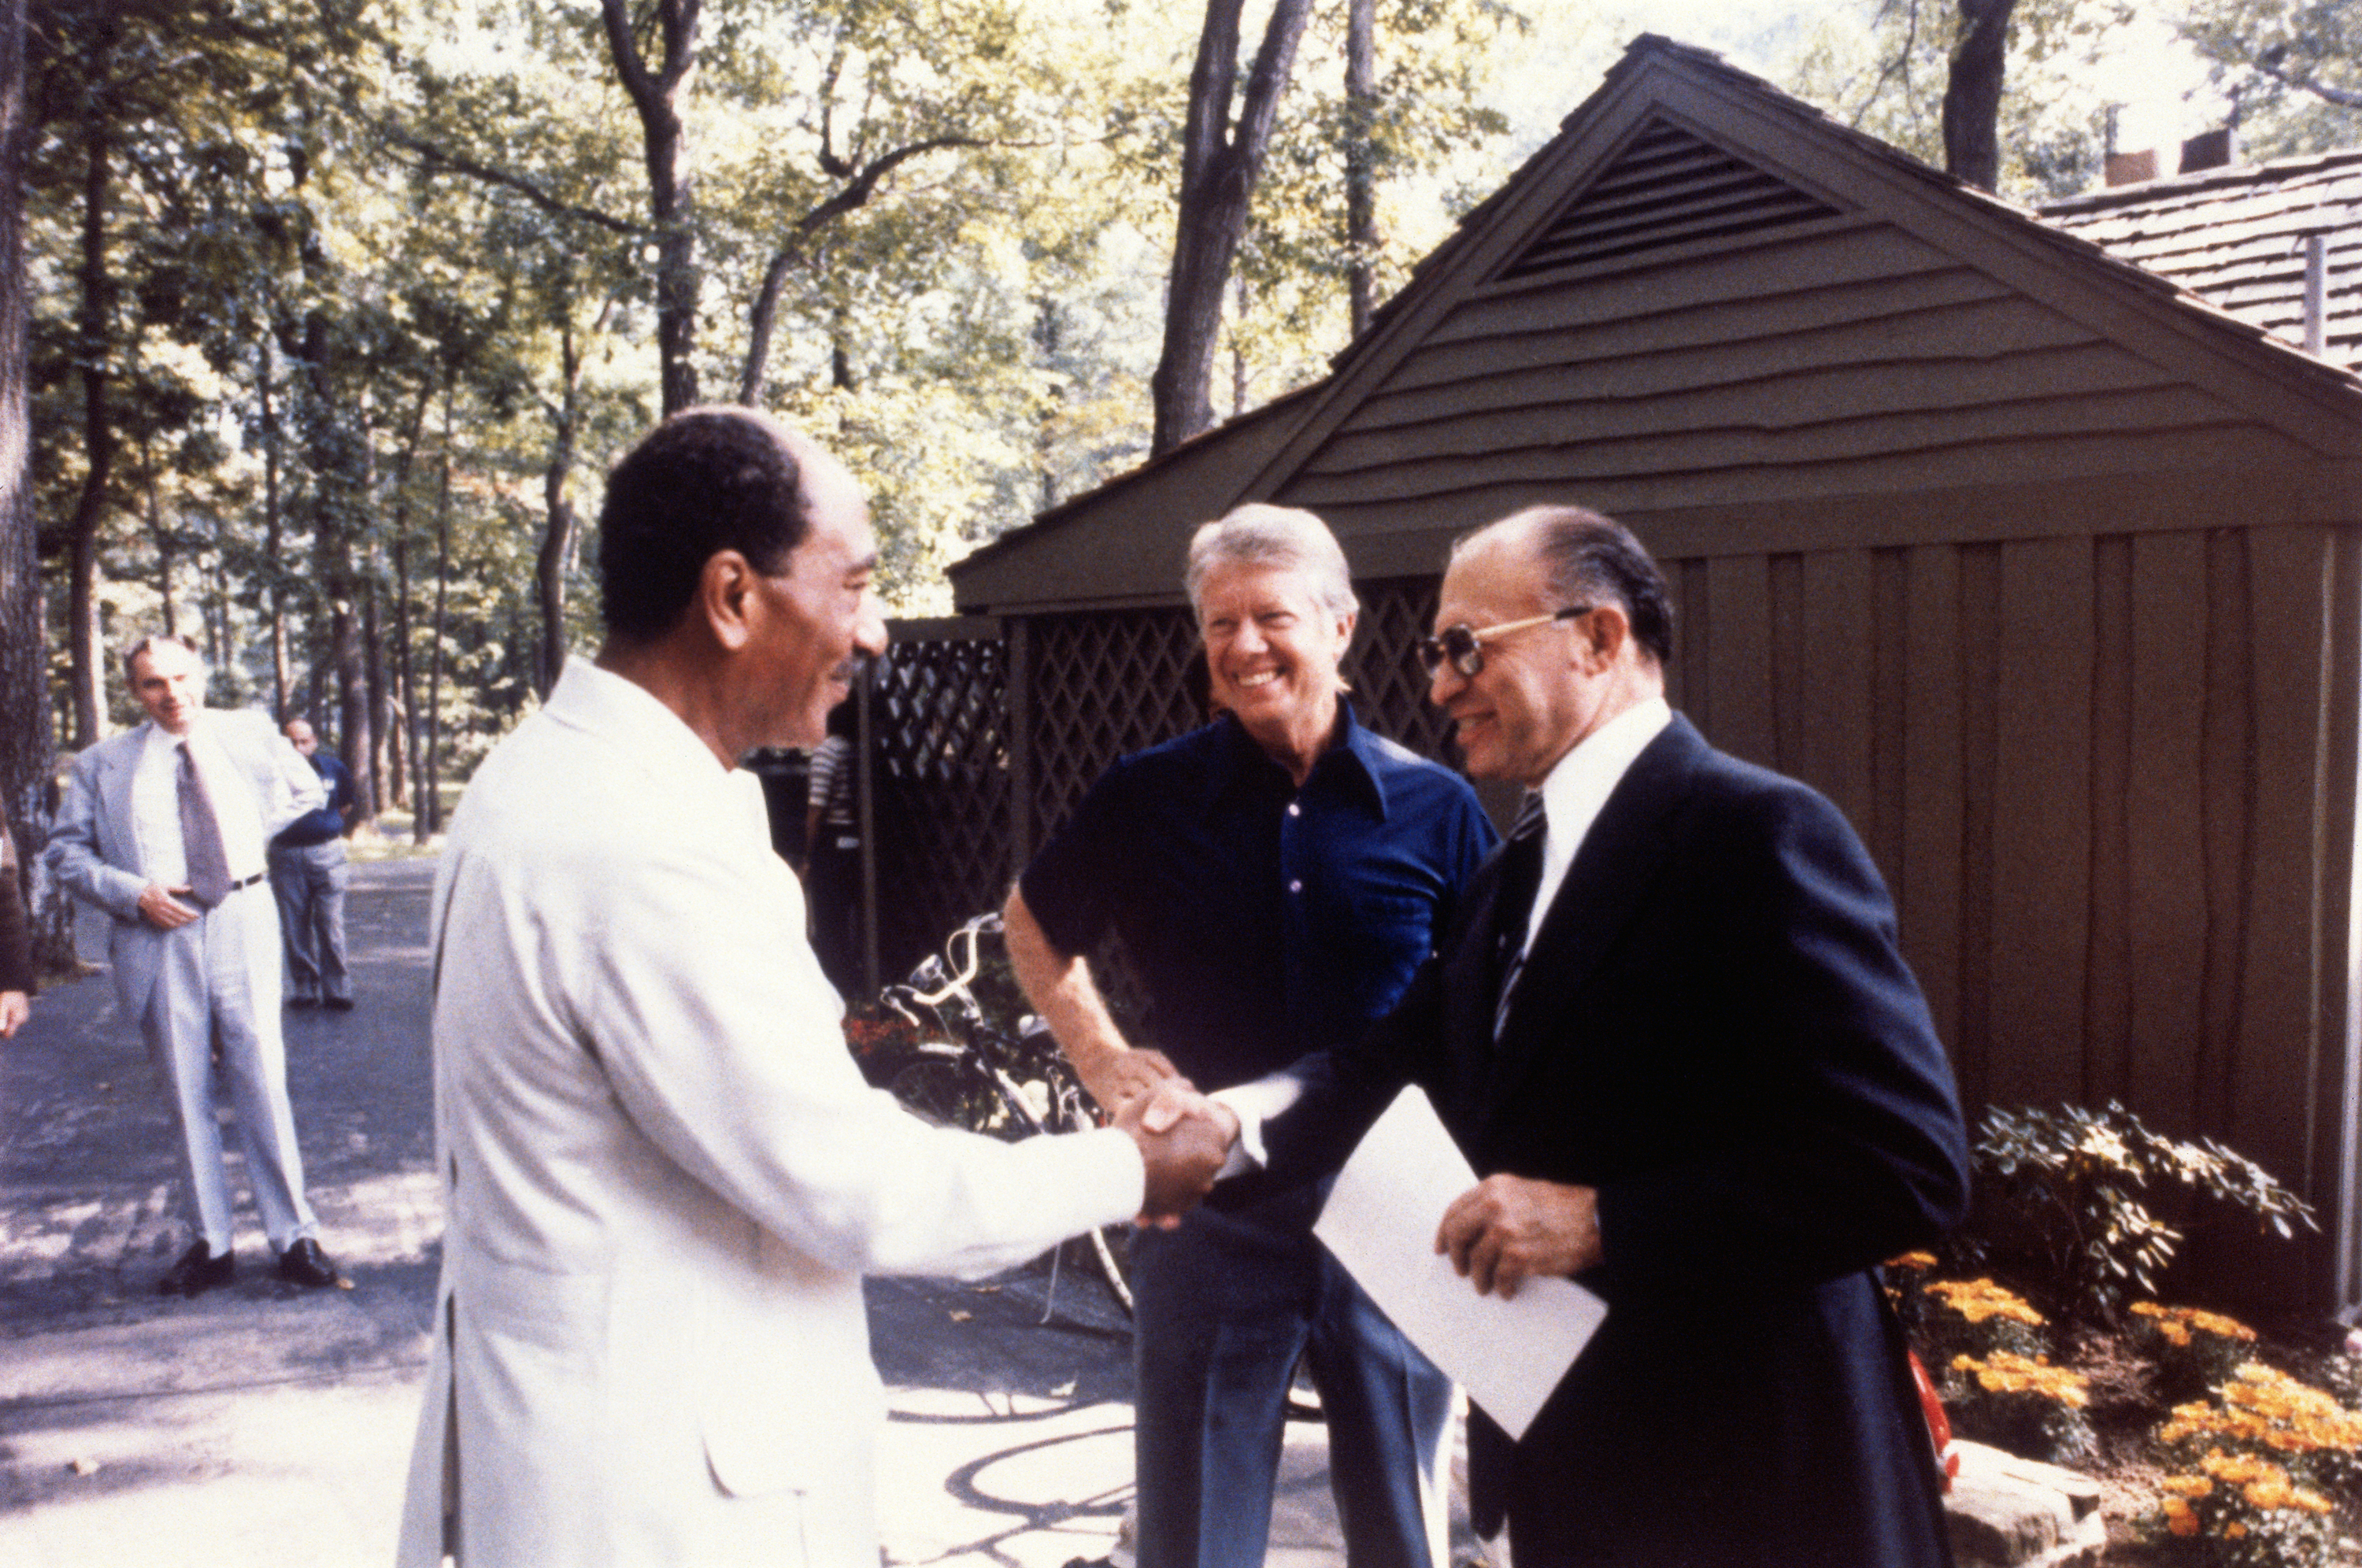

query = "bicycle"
[864,912,1135,1319]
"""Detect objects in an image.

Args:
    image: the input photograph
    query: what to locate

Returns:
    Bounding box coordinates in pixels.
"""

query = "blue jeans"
[1131,1183,1451,1568]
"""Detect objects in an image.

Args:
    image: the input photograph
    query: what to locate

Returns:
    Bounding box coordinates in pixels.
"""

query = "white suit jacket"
[398,660,1144,1568]
[45,711,326,1017]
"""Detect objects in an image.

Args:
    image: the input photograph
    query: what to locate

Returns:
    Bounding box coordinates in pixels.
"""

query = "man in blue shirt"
[268,718,355,1010]
[1006,505,1496,1568]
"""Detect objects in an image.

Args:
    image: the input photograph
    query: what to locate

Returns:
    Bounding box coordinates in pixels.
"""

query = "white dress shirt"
[1520,694,1672,956]
[132,719,270,888]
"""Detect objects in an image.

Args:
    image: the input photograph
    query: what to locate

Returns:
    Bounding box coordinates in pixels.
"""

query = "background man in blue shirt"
[268,718,355,1010]
[1005,505,1497,1568]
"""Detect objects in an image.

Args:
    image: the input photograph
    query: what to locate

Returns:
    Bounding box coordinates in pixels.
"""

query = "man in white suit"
[46,634,344,1295]
[398,406,1232,1567]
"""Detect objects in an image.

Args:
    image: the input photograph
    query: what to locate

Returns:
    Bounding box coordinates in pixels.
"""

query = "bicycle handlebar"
[904,912,1002,1008]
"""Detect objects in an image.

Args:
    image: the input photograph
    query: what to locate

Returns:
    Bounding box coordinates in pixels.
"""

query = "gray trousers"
[143,882,318,1253]
[268,838,350,1004]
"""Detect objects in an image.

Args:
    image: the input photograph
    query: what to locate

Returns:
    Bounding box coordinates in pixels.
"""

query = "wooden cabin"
[943,37,2362,1311]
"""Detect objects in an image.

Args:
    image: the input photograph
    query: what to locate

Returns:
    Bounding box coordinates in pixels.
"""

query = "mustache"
[830,653,872,684]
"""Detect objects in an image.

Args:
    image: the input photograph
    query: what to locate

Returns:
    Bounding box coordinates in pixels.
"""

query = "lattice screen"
[1022,607,1204,849]
[854,578,1456,990]
[866,628,1013,982]
[1021,576,1457,849]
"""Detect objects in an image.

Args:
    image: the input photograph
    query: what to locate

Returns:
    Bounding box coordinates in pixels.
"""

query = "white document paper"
[1312,1085,1607,1440]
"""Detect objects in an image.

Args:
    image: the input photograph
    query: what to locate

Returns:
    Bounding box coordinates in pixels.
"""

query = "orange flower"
[1927,1278,2045,1328]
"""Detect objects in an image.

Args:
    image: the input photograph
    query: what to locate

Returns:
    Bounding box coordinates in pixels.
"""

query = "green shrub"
[1949,1103,2316,1327]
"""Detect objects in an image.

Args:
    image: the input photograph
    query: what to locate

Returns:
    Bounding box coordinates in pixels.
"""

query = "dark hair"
[598,408,812,640]
[123,634,200,685]
[1520,505,1675,668]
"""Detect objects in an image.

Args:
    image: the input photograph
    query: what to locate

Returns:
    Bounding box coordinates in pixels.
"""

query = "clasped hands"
[1090,1048,1600,1294]
[1113,1078,1238,1227]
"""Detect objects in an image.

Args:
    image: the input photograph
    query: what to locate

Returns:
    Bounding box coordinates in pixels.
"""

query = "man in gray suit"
[46,634,344,1295]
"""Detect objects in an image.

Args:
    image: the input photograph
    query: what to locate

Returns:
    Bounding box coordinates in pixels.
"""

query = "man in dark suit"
[1198,505,1971,1567]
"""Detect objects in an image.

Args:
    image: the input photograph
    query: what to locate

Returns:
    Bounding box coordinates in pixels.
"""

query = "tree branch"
[381,126,650,237]
[736,136,988,405]
[2256,57,2362,110]
[598,0,657,108]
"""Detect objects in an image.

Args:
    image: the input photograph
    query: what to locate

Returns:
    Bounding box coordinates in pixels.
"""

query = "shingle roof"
[2040,150,2362,374]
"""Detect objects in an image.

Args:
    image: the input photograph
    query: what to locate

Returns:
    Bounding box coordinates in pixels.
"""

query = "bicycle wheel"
[885,1046,1005,1133]
[1044,1076,1135,1317]
[1084,1222,1134,1316]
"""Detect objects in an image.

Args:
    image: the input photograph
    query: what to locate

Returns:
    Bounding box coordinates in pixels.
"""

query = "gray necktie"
[1493,791,1548,1039]
[177,741,235,907]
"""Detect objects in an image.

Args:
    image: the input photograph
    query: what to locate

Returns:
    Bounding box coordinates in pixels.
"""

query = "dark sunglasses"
[1416,605,1592,678]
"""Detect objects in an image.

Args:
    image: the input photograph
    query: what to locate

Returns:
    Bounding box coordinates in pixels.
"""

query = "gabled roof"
[2041,149,2362,374]
[952,35,2362,614]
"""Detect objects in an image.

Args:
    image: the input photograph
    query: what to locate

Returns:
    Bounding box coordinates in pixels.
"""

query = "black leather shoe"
[324,996,354,1011]
[159,1241,234,1296]
[287,994,319,1010]
[276,1237,342,1289]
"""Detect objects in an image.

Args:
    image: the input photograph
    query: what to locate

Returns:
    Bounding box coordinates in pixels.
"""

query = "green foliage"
[1949,1103,2318,1328]
[2171,0,2362,160]
[21,0,1528,784]
[1778,0,2129,202]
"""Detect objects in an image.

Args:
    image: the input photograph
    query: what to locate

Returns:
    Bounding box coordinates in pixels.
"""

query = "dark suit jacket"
[1259,715,1970,1568]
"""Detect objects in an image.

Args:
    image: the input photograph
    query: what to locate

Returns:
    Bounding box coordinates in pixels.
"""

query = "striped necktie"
[176,741,235,908]
[1493,791,1548,1039]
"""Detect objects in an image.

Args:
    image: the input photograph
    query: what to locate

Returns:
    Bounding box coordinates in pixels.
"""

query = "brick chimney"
[2179,128,2238,173]
[2105,149,2158,187]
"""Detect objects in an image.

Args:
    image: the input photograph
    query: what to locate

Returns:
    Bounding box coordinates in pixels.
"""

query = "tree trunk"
[258,343,288,716]
[65,83,114,746]
[331,593,373,822]
[739,247,795,406]
[421,383,454,841]
[1942,0,2016,192]
[383,377,431,812]
[0,0,68,972]
[1147,0,1313,455]
[1343,0,1378,339]
[364,569,387,810]
[140,434,173,637]
[599,0,702,414]
[537,312,583,697]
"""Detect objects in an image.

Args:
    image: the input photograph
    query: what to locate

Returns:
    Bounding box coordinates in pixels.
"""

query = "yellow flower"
[2167,1507,2199,1537]
[2132,1301,2256,1344]
[1887,1252,1938,1272]
[2225,1522,2248,1539]
[1953,1351,2090,1407]
[1927,1278,2046,1327]
[2160,1474,2212,1498]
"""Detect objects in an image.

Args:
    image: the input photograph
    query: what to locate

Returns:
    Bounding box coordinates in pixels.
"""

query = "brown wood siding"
[1278,219,2314,530]
[1659,523,2359,1298]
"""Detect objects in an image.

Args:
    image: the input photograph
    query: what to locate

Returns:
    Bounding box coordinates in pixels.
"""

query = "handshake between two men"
[1105,1063,1601,1301]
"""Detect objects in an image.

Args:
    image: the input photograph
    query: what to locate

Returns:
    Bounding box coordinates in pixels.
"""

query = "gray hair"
[1183,504,1357,622]
[122,633,202,685]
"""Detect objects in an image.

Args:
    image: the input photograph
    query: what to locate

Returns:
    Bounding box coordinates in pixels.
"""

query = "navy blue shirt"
[273,752,354,849]
[1020,708,1496,1092]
